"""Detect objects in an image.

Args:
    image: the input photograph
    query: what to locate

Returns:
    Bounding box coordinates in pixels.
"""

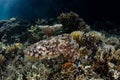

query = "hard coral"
[81,31,103,49]
[114,49,120,62]
[5,43,23,54]
[0,42,6,53]
[38,24,62,37]
[78,19,91,32]
[57,11,80,33]
[26,62,50,80]
[58,11,90,33]
[70,31,84,43]
[79,47,91,60]
[28,25,44,41]
[61,62,78,78]
[0,54,5,65]
[96,44,115,62]
[105,37,119,46]
[24,34,79,62]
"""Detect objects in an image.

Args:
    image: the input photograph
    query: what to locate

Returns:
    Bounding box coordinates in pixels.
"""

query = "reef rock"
[0,19,32,43]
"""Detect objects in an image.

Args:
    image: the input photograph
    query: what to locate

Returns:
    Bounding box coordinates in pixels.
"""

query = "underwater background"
[0,0,120,80]
[0,0,120,33]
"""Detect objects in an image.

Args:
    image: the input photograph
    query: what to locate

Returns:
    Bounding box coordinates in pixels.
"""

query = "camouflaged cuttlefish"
[24,34,79,62]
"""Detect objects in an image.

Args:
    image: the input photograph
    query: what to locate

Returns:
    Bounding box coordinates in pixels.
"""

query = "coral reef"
[61,62,78,78]
[70,31,84,43]
[38,24,62,37]
[0,19,32,43]
[78,19,90,32]
[105,37,119,46]
[26,62,51,80]
[0,54,5,66]
[58,11,81,33]
[28,25,44,41]
[58,11,90,33]
[81,31,104,50]
[5,43,23,54]
[0,12,120,80]
[0,42,6,53]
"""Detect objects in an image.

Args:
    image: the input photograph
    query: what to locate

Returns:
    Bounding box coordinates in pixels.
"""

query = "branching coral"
[78,19,90,32]
[81,31,103,50]
[114,49,120,61]
[78,47,91,64]
[107,61,120,79]
[5,43,23,54]
[61,62,78,78]
[105,37,119,46]
[57,11,81,33]
[0,42,6,53]
[93,44,120,79]
[96,44,115,62]
[26,62,51,80]
[58,11,90,33]
[28,25,44,41]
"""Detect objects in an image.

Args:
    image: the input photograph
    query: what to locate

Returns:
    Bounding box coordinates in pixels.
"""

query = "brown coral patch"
[61,62,78,77]
[0,54,5,65]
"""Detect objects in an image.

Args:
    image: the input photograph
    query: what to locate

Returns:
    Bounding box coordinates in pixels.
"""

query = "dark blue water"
[0,0,120,23]
[0,0,89,20]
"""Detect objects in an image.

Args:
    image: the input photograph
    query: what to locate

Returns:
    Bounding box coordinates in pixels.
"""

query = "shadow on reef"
[0,12,120,80]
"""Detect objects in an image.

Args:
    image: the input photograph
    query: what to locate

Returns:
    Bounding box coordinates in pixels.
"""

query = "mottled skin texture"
[24,34,79,62]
